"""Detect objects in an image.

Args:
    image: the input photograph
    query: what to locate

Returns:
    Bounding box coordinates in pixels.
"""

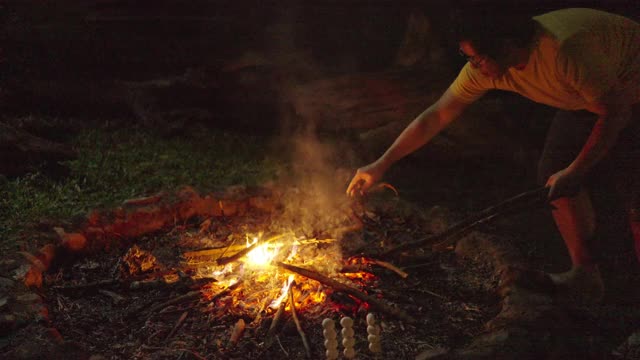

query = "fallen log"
[276,262,415,324]
[378,187,549,258]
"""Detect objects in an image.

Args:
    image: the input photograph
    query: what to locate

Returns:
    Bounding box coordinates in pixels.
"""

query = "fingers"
[346,172,372,197]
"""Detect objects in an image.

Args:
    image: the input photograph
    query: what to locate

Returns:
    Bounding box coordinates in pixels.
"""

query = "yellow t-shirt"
[449,8,640,110]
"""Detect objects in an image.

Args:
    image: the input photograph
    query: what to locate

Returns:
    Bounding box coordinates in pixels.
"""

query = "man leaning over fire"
[347,7,640,304]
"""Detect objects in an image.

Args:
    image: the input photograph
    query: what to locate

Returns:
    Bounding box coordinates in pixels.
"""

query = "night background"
[1,1,640,359]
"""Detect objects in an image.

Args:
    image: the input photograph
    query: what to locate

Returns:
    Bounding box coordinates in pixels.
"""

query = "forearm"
[375,105,454,171]
[568,109,631,177]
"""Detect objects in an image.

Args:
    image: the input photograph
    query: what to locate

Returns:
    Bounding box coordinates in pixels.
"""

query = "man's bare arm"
[569,99,632,177]
[373,89,469,171]
[346,88,470,195]
[546,93,633,199]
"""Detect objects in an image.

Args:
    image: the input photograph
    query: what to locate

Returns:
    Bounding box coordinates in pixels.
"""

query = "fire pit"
[4,184,506,359]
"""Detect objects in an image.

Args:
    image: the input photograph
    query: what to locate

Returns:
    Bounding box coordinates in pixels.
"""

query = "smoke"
[248,4,354,237]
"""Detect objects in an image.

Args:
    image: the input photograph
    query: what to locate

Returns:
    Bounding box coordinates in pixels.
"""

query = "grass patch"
[0,125,283,250]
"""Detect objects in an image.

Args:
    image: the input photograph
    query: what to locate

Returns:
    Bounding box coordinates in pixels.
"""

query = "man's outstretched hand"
[346,162,387,197]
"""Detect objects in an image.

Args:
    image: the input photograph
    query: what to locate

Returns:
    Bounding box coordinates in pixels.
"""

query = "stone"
[414,347,449,360]
[61,233,87,252]
[16,293,42,304]
[0,259,19,274]
[0,314,16,336]
[0,277,15,291]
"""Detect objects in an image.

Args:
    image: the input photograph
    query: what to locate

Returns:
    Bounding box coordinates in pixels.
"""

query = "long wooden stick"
[378,187,549,258]
[288,282,311,358]
[276,262,415,324]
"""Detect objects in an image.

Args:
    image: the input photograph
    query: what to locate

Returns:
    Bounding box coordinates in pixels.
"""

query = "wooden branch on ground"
[276,262,415,324]
[378,187,549,258]
[288,282,311,358]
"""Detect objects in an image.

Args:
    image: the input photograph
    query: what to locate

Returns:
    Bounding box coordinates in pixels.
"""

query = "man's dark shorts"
[537,104,640,242]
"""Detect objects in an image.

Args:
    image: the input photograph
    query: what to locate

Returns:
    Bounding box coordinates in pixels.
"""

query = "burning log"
[276,262,416,324]
[379,187,549,257]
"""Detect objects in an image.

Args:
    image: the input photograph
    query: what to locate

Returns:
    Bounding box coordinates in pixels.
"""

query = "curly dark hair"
[451,2,537,59]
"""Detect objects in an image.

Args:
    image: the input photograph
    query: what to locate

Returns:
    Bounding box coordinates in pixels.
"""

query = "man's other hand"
[545,167,583,200]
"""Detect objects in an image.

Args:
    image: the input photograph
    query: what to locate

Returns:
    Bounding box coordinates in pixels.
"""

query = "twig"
[98,289,127,305]
[250,295,273,327]
[52,279,118,292]
[288,282,311,358]
[146,281,240,317]
[264,293,289,349]
[276,262,415,324]
[371,182,399,196]
[275,336,289,357]
[370,259,409,279]
[165,311,189,341]
[379,187,549,257]
[183,245,246,259]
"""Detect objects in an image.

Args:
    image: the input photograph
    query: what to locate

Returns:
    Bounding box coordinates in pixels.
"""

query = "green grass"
[0,125,283,250]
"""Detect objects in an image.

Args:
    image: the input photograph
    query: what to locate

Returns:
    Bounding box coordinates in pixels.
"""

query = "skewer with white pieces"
[366,313,382,354]
[340,316,356,359]
[322,318,339,360]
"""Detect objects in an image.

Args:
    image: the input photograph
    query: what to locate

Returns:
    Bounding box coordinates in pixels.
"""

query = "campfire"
[182,231,358,316]
[37,184,499,359]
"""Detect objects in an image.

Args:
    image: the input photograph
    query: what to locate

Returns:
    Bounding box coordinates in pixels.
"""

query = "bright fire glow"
[245,236,281,267]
